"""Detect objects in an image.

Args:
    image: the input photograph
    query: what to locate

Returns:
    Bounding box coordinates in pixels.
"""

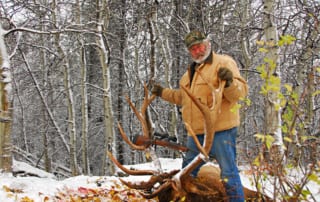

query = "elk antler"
[108,83,177,190]
[117,84,156,150]
[107,151,157,176]
[177,80,226,179]
[109,80,227,201]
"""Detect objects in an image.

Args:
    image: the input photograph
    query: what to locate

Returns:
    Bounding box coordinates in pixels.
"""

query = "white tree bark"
[264,0,283,143]
[52,0,78,176]
[96,0,115,175]
[263,0,284,179]
[76,0,90,175]
[0,23,13,172]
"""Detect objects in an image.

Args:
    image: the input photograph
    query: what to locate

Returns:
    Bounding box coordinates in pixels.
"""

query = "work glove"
[218,67,233,88]
[151,84,163,96]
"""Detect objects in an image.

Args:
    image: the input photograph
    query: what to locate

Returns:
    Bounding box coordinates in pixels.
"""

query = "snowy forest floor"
[0,158,319,202]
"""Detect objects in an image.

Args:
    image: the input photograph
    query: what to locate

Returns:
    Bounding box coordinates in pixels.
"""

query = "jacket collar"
[196,51,213,70]
[204,51,213,65]
[187,52,214,85]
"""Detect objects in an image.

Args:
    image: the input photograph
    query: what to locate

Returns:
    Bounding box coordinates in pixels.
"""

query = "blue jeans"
[182,127,244,202]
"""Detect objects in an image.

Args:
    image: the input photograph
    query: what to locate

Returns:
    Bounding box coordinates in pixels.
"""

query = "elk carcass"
[108,83,268,202]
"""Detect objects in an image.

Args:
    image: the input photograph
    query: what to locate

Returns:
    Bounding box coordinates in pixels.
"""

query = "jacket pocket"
[193,81,212,107]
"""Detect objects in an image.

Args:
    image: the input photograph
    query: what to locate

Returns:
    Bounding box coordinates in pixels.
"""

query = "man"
[152,30,248,201]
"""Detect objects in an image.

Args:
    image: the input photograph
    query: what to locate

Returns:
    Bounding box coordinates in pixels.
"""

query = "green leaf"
[265,135,275,150]
[312,90,320,97]
[278,35,296,46]
[254,133,265,141]
[284,84,292,93]
[308,173,320,184]
[253,155,261,167]
[230,103,241,113]
[282,125,288,133]
[283,136,292,143]
[259,47,269,53]
[301,189,311,197]
[301,135,317,142]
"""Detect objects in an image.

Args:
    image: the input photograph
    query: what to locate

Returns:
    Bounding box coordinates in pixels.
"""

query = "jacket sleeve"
[222,60,248,103]
[160,88,183,106]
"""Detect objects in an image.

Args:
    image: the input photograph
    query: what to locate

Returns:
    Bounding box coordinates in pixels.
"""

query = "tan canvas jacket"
[161,52,248,134]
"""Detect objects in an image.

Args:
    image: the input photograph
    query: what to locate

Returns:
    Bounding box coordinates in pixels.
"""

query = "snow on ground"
[0,159,319,202]
[0,159,180,202]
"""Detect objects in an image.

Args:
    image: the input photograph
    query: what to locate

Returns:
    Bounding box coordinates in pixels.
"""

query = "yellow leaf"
[6,193,14,198]
[145,152,151,159]
[266,41,276,47]
[258,47,268,53]
[283,136,292,143]
[20,196,34,202]
[3,185,11,192]
[180,196,186,201]
[256,40,265,46]
[253,155,261,167]
[284,84,292,92]
[2,185,23,193]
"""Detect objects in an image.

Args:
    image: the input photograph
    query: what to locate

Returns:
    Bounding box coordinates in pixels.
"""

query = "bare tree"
[95,0,115,175]
[263,0,284,161]
[0,1,318,186]
[0,23,12,172]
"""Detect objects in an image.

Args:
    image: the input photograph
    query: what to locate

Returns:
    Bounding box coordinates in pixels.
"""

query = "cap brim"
[187,40,204,48]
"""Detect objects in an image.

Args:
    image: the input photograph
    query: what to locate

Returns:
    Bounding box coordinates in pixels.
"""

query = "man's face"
[188,40,210,63]
[188,43,206,59]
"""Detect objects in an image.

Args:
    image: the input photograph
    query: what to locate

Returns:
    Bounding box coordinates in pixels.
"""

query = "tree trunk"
[75,0,90,175]
[115,0,126,165]
[152,1,179,157]
[0,23,13,172]
[96,0,115,175]
[39,18,51,173]
[80,43,90,175]
[263,0,284,150]
[65,59,78,176]
[52,0,78,176]
[263,0,284,199]
[290,5,319,166]
[238,0,251,159]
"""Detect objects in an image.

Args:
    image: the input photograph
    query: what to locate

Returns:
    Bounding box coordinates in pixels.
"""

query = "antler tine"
[119,169,179,191]
[140,181,173,199]
[181,80,226,153]
[107,151,157,176]
[117,122,147,150]
[177,81,226,179]
[117,84,156,151]
[141,83,156,116]
[119,176,161,190]
[214,80,225,107]
[184,123,209,160]
[125,95,149,138]
[180,85,213,153]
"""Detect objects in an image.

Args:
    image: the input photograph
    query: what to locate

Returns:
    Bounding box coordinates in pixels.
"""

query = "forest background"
[0,0,319,191]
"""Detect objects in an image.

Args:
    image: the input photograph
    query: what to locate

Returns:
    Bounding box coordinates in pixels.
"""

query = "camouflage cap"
[184,30,206,48]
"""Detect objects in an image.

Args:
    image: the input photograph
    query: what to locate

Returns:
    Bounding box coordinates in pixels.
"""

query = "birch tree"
[0,23,12,172]
[1,0,319,178]
[51,0,78,176]
[96,0,115,175]
[158,3,180,146]
[74,0,90,175]
[262,0,284,170]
